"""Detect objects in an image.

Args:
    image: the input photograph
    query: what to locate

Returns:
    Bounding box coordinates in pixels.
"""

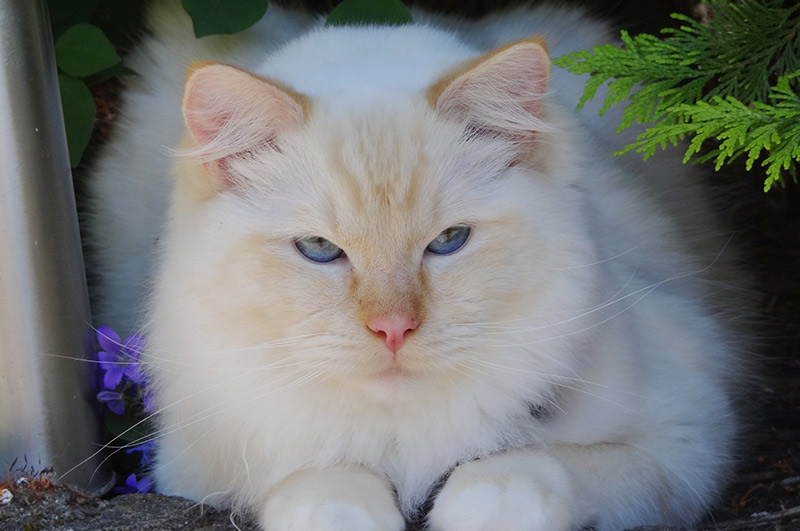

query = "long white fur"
[86,2,749,530]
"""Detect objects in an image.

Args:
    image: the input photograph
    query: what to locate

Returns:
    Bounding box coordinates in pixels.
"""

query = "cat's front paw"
[260,466,404,531]
[263,499,402,531]
[429,451,574,531]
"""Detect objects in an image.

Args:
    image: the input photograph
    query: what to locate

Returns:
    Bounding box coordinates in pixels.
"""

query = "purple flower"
[96,389,125,416]
[126,473,152,494]
[124,360,146,386]
[114,473,152,495]
[96,326,145,390]
[125,441,156,467]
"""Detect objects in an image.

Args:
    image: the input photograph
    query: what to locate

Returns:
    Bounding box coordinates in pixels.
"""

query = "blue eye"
[295,236,344,263]
[426,225,471,255]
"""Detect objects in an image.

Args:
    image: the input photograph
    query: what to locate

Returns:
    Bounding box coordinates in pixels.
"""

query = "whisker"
[453,234,733,335]
[459,358,644,416]
[62,351,326,482]
[451,263,642,331]
[131,364,330,449]
[466,357,661,403]
[548,241,649,271]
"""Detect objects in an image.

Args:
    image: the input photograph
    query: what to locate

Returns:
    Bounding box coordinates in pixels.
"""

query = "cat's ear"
[181,62,309,184]
[428,38,549,145]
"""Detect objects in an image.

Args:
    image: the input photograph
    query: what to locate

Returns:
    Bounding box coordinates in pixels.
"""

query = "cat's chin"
[370,364,413,381]
[359,363,425,401]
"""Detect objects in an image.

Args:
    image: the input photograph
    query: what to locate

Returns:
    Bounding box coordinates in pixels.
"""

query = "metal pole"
[0,0,113,494]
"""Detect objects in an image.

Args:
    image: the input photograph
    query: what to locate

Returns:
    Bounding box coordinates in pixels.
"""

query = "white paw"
[263,499,403,531]
[260,467,404,531]
[429,453,573,531]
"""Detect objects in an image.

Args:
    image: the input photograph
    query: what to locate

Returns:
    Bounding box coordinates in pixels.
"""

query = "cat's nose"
[368,315,418,354]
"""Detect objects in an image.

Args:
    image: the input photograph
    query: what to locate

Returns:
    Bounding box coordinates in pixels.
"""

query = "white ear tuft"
[181,63,308,170]
[429,39,550,140]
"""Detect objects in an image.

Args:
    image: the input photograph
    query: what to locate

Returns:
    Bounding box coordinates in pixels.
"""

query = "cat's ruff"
[87,2,749,530]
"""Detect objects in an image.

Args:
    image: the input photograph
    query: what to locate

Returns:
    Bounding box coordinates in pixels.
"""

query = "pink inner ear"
[435,40,550,134]
[182,64,306,161]
[183,103,233,147]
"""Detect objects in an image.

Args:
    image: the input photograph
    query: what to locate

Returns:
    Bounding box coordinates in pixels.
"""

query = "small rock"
[0,489,12,505]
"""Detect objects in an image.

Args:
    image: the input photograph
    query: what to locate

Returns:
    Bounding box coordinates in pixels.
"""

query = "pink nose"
[368,315,418,354]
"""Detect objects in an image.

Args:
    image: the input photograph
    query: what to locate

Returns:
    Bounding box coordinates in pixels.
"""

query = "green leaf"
[326,0,412,27]
[104,409,150,445]
[84,64,138,86]
[554,0,800,191]
[55,23,121,78]
[181,0,269,38]
[58,74,96,168]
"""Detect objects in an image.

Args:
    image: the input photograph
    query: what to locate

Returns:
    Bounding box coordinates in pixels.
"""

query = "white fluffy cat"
[87,2,749,530]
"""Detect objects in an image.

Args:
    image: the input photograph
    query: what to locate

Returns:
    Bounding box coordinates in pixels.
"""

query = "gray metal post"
[0,0,113,494]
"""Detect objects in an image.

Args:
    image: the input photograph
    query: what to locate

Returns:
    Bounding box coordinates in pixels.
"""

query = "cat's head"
[150,34,597,405]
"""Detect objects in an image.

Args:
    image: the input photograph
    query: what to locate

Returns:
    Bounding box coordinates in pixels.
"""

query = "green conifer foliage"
[554,0,800,191]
